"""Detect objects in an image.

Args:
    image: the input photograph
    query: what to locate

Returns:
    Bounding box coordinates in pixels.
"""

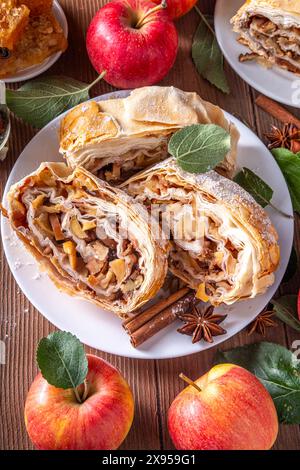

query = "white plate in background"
[215,0,300,107]
[3,1,68,84]
[1,91,293,359]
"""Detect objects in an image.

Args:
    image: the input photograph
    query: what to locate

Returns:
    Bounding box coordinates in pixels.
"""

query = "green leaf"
[233,167,273,208]
[6,72,105,128]
[192,16,230,94]
[282,246,298,283]
[168,124,231,174]
[37,331,88,389]
[271,148,300,213]
[271,295,300,332]
[215,342,300,424]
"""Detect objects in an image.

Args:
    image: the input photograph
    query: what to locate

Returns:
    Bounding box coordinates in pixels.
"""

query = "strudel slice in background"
[59,86,239,184]
[122,159,280,306]
[231,0,300,74]
[5,163,168,316]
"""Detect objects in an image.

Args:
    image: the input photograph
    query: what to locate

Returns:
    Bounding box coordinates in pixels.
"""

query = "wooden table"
[1,0,300,450]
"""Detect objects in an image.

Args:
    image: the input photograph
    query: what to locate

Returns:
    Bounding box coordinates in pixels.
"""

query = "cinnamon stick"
[255,94,300,128]
[127,291,195,348]
[123,286,190,334]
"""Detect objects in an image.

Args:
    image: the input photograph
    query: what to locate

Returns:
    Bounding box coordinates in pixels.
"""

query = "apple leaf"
[6,72,105,129]
[271,295,300,332]
[192,12,230,94]
[215,342,300,424]
[233,167,273,208]
[271,148,300,214]
[37,331,88,389]
[168,124,231,174]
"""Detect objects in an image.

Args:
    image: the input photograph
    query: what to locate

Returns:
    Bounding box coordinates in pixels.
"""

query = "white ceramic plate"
[3,1,68,84]
[215,0,300,108]
[1,91,294,359]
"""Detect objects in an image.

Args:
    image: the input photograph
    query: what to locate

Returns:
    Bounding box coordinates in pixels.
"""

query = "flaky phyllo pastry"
[231,0,300,74]
[59,86,239,183]
[6,163,168,316]
[121,159,280,306]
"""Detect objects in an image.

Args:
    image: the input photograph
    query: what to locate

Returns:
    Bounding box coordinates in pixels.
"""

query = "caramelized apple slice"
[110,258,126,284]
[63,240,77,270]
[49,213,64,241]
[35,213,54,237]
[70,217,87,239]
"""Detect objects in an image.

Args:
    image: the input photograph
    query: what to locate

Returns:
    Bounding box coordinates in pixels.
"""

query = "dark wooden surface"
[0,0,299,450]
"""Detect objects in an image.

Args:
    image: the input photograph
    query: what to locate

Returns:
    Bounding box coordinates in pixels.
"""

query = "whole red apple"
[152,0,197,19]
[168,364,278,450]
[86,0,178,89]
[25,354,134,450]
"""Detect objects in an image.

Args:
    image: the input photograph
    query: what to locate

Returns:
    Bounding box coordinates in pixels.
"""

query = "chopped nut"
[89,241,109,261]
[121,279,136,293]
[86,258,104,275]
[49,213,64,241]
[99,270,115,289]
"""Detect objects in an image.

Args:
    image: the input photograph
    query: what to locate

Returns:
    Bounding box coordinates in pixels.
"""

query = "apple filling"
[12,168,144,303]
[232,14,300,74]
[75,138,169,184]
[125,173,259,305]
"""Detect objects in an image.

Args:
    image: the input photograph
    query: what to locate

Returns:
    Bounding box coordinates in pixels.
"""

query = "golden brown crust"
[121,159,280,305]
[244,0,300,16]
[59,86,239,180]
[6,163,169,316]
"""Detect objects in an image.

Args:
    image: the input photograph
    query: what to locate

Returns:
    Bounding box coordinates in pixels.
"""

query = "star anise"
[177,303,227,344]
[247,309,277,337]
[265,123,300,153]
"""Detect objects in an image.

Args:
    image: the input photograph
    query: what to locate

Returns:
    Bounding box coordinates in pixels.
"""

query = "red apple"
[152,0,198,20]
[25,354,134,450]
[168,364,278,450]
[86,0,178,89]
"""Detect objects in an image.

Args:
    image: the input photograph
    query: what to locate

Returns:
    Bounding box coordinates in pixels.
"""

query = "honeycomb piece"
[17,0,53,15]
[0,12,67,77]
[0,1,30,50]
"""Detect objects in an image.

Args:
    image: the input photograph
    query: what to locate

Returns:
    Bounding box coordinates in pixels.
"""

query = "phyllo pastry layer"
[59,86,239,183]
[6,163,168,316]
[122,159,280,306]
[232,0,300,74]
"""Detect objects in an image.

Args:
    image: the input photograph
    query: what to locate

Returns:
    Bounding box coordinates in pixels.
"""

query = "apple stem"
[73,387,82,404]
[179,373,202,392]
[81,379,89,402]
[135,0,167,28]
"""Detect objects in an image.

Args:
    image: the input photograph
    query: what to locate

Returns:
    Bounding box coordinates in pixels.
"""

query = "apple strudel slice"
[6,163,168,316]
[231,0,300,74]
[121,159,280,306]
[59,86,239,183]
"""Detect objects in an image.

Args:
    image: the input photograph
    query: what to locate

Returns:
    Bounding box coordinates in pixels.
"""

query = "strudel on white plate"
[59,86,239,183]
[231,0,300,74]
